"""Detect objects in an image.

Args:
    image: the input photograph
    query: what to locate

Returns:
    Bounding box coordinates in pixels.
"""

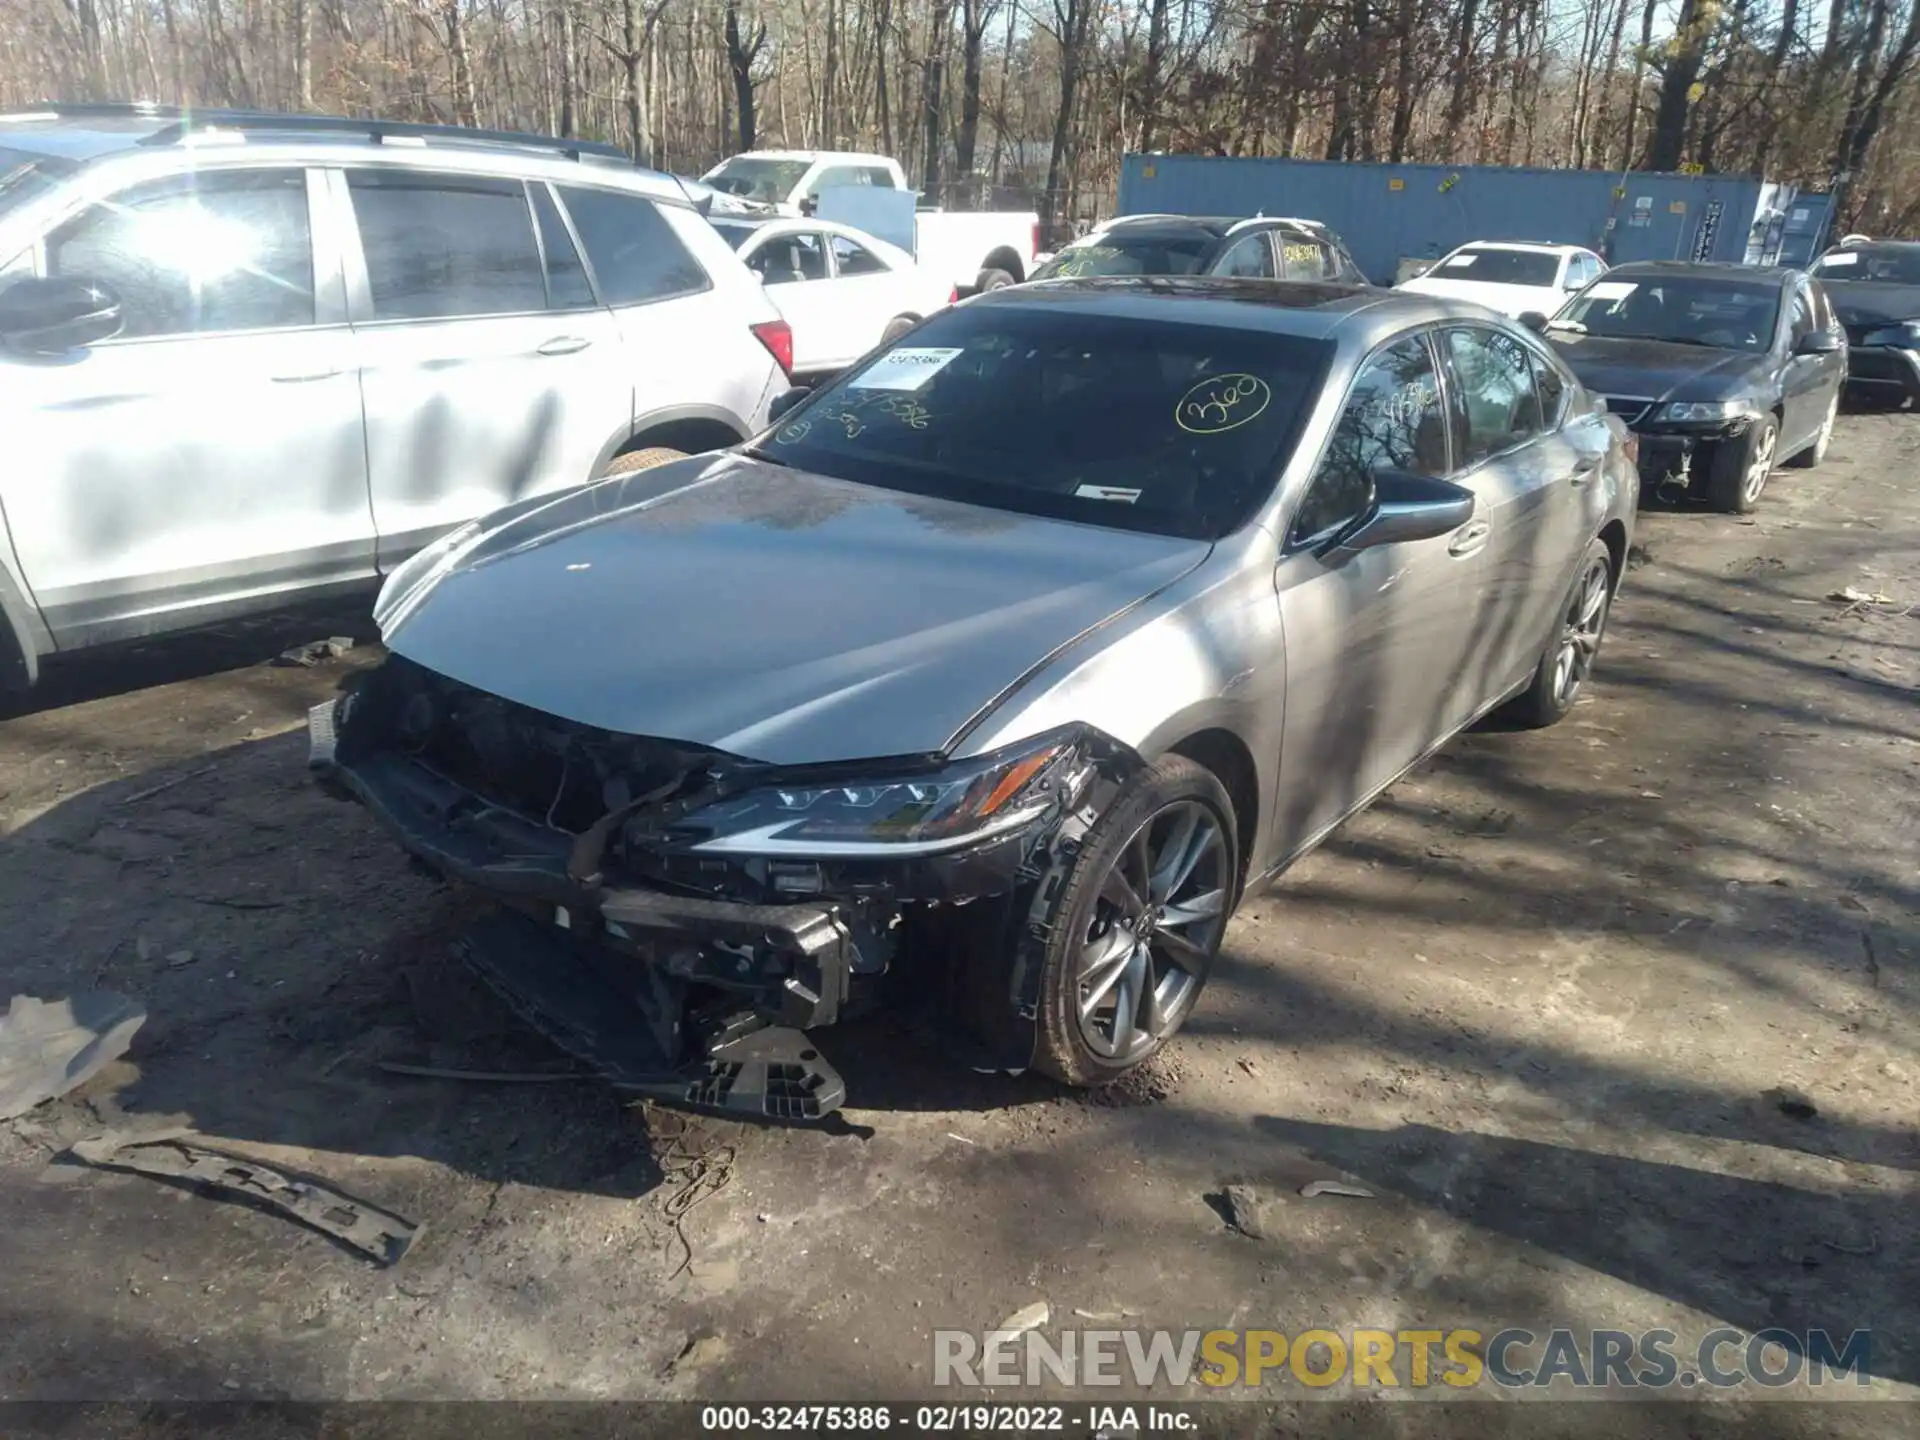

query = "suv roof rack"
[14,102,634,164]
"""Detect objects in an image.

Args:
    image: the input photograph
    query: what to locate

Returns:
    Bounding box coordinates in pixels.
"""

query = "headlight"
[1862,320,1920,347]
[1659,400,1757,422]
[675,731,1092,857]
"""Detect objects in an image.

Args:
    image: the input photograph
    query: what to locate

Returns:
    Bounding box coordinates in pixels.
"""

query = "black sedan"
[1809,240,1920,408]
[1530,261,1846,513]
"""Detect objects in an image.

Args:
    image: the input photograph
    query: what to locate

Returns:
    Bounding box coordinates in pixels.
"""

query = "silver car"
[314,277,1638,1120]
[0,104,790,692]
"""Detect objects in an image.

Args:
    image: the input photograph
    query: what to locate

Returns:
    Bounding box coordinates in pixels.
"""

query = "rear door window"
[1444,327,1546,465]
[1214,233,1276,278]
[1278,232,1337,281]
[558,186,709,306]
[530,183,595,309]
[348,170,544,320]
[748,231,828,284]
[831,234,890,277]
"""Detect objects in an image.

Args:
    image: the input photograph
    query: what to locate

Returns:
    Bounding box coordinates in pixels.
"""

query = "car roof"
[1603,260,1790,284]
[1825,239,1920,254]
[1450,240,1585,255]
[721,149,885,165]
[0,104,683,194]
[971,275,1514,342]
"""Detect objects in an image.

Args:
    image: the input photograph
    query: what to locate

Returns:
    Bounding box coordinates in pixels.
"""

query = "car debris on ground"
[0,991,145,1121]
[274,636,356,668]
[68,1127,422,1266]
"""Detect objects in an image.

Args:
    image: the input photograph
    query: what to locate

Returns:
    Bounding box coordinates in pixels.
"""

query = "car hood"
[1399,275,1557,317]
[1544,333,1771,403]
[1822,280,1920,330]
[377,454,1211,765]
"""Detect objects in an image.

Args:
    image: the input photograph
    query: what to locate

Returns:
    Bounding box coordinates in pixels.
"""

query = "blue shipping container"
[1117,155,1832,284]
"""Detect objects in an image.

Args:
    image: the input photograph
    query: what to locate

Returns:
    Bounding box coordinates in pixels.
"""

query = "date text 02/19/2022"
[698,1404,1198,1433]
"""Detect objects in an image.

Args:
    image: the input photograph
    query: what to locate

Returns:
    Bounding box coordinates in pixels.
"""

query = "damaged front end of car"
[310,655,1139,1122]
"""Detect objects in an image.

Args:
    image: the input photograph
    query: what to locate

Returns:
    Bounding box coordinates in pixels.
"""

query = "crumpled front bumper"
[309,689,1079,1121]
[311,696,863,1119]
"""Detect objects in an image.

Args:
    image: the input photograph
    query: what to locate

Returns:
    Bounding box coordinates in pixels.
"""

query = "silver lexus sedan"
[313,277,1638,1121]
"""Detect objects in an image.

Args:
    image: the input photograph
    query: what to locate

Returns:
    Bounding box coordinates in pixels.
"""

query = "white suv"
[0,105,793,691]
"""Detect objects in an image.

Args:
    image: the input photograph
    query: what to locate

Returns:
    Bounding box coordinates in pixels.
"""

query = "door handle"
[536,336,593,356]
[271,368,342,383]
[1447,519,1492,558]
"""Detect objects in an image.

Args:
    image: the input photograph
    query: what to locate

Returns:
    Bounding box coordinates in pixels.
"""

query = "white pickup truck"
[699,150,1039,295]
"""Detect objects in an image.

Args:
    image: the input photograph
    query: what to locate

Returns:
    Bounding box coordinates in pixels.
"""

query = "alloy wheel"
[1552,557,1612,707]
[1742,423,1778,504]
[1075,800,1228,1061]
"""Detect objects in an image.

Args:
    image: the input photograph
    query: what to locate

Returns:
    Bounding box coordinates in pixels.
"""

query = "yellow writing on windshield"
[1177,373,1272,435]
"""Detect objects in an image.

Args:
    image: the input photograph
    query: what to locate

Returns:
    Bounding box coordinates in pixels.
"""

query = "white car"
[700,149,1038,295]
[708,215,953,379]
[1399,242,1607,320]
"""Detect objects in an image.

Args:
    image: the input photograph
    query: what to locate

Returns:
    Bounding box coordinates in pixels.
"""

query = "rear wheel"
[599,446,688,478]
[1785,393,1837,468]
[975,267,1017,293]
[1507,538,1614,729]
[1706,414,1777,513]
[1034,755,1237,1086]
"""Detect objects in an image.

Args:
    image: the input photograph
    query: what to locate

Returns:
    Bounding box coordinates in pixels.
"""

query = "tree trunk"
[921,0,951,194]
[1134,0,1170,152]
[620,0,645,160]
[74,0,107,99]
[821,0,838,145]
[292,0,312,108]
[555,0,578,136]
[1388,0,1419,161]
[1832,0,1919,222]
[1041,0,1090,233]
[1443,0,1481,142]
[725,0,763,151]
[1646,0,1713,170]
[955,0,989,178]
[1620,0,1659,168]
[446,0,478,126]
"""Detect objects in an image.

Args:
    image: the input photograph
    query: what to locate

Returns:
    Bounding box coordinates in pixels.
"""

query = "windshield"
[1432,247,1562,286]
[1550,276,1780,352]
[0,146,72,223]
[1811,246,1920,285]
[708,218,766,250]
[1032,232,1217,281]
[754,305,1330,541]
[703,157,812,203]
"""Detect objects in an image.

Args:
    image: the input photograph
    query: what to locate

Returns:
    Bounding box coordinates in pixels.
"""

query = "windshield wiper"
[1642,335,1722,348]
[742,444,793,468]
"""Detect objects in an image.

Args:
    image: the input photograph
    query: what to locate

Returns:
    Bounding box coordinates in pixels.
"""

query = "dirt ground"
[0,413,1915,1432]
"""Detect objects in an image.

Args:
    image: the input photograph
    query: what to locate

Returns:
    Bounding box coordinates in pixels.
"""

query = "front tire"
[1507,538,1614,729]
[975,267,1017,293]
[1706,414,1778,513]
[1034,755,1237,1087]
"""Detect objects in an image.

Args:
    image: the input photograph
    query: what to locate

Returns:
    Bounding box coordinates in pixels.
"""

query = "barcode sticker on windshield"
[1587,281,1638,301]
[1444,254,1478,268]
[1819,251,1859,267]
[850,347,965,391]
[1075,484,1142,504]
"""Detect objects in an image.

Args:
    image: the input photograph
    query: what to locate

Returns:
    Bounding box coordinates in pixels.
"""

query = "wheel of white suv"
[1034,754,1237,1086]
[600,446,688,478]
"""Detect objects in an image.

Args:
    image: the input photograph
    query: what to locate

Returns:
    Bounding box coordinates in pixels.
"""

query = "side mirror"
[1518,311,1550,334]
[768,386,812,423]
[1794,329,1843,356]
[1332,470,1477,553]
[0,276,124,353]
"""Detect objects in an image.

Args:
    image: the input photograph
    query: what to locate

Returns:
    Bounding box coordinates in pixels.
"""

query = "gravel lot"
[1,413,1915,1431]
